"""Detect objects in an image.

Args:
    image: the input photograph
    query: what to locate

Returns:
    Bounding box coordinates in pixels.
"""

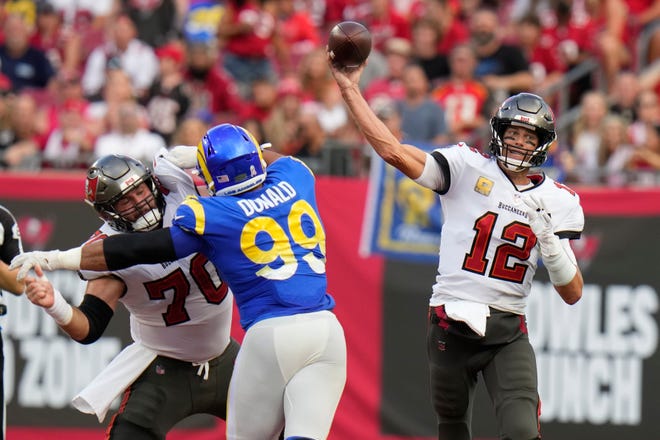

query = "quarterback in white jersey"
[23,151,238,440]
[330,55,583,440]
[430,143,583,314]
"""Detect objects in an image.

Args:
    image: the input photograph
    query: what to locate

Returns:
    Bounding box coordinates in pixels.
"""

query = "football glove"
[522,194,576,286]
[10,248,82,281]
[162,145,198,169]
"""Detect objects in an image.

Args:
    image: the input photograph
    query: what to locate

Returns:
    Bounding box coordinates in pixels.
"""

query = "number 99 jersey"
[172,156,336,330]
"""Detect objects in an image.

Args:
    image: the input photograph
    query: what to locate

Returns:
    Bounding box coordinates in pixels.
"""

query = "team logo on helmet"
[85,175,99,203]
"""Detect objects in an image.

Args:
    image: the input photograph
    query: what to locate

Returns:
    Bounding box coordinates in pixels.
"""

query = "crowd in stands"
[0,0,659,187]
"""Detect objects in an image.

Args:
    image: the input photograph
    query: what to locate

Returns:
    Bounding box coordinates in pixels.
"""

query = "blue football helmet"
[489,93,557,171]
[197,124,267,196]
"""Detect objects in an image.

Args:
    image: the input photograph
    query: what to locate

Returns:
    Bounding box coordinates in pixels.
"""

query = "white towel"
[444,301,491,337]
[72,342,157,422]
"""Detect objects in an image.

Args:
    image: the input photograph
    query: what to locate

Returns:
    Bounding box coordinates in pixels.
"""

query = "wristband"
[542,246,577,286]
[47,288,74,326]
[58,247,83,270]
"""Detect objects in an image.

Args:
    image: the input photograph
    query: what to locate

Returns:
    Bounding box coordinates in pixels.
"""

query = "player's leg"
[482,334,540,440]
[427,307,478,440]
[106,357,195,439]
[280,311,347,439]
[196,338,240,420]
[226,321,287,440]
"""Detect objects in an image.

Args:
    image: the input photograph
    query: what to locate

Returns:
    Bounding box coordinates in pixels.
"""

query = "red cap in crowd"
[156,43,185,64]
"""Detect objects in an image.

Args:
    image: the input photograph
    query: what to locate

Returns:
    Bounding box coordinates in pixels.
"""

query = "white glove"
[522,194,561,257]
[163,145,198,169]
[522,194,576,286]
[10,248,82,281]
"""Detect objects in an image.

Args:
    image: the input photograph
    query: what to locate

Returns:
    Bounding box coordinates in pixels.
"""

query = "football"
[328,21,372,69]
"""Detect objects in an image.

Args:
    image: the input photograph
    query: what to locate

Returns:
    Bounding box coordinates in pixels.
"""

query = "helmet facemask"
[85,155,165,232]
[489,93,556,172]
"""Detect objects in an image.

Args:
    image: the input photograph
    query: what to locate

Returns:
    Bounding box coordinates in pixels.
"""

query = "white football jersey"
[428,144,584,314]
[80,150,233,362]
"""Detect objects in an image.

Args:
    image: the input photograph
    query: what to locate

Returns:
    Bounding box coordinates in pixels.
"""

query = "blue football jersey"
[171,157,335,329]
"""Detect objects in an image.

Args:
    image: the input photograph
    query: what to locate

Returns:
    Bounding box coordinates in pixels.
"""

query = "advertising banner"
[1,173,659,439]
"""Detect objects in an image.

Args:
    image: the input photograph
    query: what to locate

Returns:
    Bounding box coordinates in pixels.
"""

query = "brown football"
[328,21,372,69]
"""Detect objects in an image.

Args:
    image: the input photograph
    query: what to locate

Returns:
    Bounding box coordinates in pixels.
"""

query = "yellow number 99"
[240,200,326,280]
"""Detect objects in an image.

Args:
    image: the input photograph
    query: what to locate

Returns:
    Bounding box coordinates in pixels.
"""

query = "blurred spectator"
[0,76,12,146]
[608,71,642,125]
[46,0,116,66]
[372,96,403,139]
[81,13,159,98]
[417,0,469,55]
[364,37,411,104]
[629,88,660,148]
[515,13,564,93]
[299,47,336,101]
[0,13,56,91]
[242,117,266,144]
[40,69,90,141]
[263,75,305,153]
[469,7,534,96]
[49,0,114,30]
[568,90,610,184]
[395,63,448,145]
[587,0,633,93]
[299,48,362,147]
[289,110,327,171]
[431,43,490,145]
[217,0,283,98]
[628,0,660,67]
[0,92,47,169]
[627,123,660,185]
[410,16,449,85]
[304,83,359,146]
[170,116,209,146]
[183,39,246,125]
[530,0,597,107]
[30,1,82,76]
[241,77,279,123]
[121,0,179,48]
[41,98,94,169]
[86,68,146,141]
[343,0,412,53]
[142,41,191,144]
[598,114,635,186]
[276,0,321,73]
[94,101,166,165]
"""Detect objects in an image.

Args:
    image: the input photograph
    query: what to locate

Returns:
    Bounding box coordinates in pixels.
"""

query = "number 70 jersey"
[430,144,584,314]
[172,157,335,330]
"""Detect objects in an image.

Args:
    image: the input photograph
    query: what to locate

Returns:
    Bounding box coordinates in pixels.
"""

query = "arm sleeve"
[103,227,208,271]
[413,152,450,193]
[76,294,114,345]
[103,228,179,271]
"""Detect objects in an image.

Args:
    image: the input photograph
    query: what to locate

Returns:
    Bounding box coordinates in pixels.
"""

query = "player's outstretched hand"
[24,265,56,308]
[10,249,80,281]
